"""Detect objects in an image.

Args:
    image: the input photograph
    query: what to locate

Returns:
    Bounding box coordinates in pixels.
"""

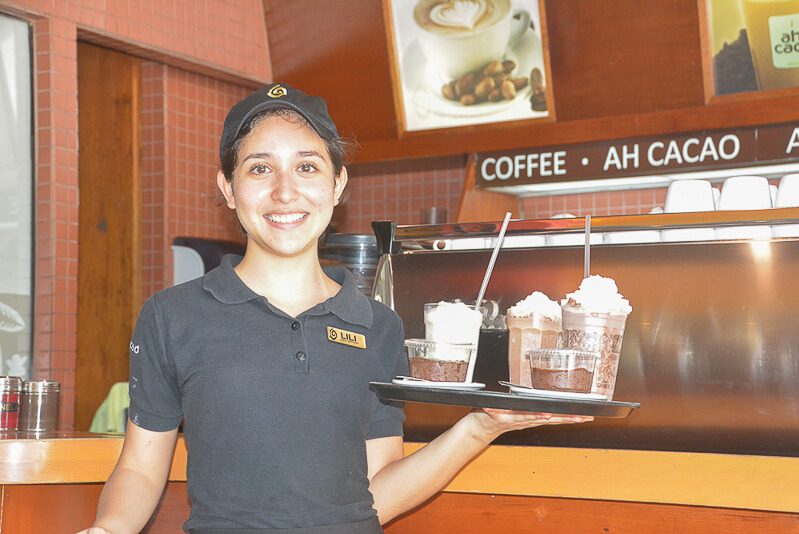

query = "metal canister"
[0,376,23,431]
[19,380,60,432]
[319,233,379,295]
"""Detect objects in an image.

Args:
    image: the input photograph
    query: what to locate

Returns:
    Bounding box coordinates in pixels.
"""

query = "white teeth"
[265,212,307,224]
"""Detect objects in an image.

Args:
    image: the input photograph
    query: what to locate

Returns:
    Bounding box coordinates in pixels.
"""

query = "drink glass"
[561,306,630,399]
[507,313,561,386]
[527,349,599,393]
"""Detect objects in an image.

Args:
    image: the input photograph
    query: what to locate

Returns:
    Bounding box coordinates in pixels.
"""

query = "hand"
[468,408,593,442]
[75,528,112,534]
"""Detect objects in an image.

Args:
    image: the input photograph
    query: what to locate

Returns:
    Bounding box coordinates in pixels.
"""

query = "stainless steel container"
[19,380,60,432]
[320,233,379,295]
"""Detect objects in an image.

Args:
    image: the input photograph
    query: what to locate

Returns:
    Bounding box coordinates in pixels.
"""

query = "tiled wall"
[338,156,468,233]
[141,65,247,300]
[339,155,668,234]
[4,0,269,428]
[521,187,668,219]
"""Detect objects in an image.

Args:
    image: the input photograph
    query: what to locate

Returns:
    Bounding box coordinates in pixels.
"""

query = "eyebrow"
[241,150,325,163]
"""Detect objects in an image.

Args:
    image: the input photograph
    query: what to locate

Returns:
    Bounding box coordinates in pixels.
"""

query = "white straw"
[583,214,591,279]
[476,211,512,307]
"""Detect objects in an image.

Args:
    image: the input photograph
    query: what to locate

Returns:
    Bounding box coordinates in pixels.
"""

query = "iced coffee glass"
[411,301,483,383]
[527,348,599,393]
[561,306,629,399]
[507,313,561,387]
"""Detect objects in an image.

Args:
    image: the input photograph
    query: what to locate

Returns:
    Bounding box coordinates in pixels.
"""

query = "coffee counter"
[1,432,797,532]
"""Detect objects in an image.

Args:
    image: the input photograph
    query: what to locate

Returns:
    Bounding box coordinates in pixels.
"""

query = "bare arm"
[367,409,591,524]
[76,422,179,534]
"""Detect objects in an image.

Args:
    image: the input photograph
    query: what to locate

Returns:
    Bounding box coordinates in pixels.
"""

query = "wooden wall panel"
[263,0,398,141]
[546,0,706,120]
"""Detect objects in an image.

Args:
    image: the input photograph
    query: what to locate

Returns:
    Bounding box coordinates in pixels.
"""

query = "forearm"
[369,412,493,524]
[91,463,168,533]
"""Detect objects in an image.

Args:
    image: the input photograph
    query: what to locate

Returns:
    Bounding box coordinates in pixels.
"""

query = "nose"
[271,170,299,203]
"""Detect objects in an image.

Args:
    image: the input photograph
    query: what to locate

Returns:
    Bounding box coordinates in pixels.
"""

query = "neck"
[233,243,339,317]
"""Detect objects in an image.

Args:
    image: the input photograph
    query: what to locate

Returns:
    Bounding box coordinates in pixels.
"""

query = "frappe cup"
[507,313,561,387]
[417,301,483,382]
[561,305,629,399]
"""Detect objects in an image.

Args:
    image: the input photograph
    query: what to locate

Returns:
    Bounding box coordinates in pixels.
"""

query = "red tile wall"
[4,0,269,428]
[141,65,247,300]
[339,155,669,233]
[521,187,668,219]
[338,156,468,233]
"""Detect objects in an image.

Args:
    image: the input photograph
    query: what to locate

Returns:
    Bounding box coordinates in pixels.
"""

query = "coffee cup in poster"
[740,0,799,90]
[413,0,531,81]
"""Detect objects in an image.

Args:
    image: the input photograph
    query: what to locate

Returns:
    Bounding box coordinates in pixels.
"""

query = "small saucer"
[508,385,606,400]
[392,378,486,390]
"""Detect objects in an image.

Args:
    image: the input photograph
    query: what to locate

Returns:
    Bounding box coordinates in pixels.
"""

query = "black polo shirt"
[128,256,407,531]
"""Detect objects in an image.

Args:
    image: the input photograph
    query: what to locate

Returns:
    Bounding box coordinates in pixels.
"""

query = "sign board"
[476,123,799,189]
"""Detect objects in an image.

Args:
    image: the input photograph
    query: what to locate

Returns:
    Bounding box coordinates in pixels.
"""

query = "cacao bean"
[441,82,457,101]
[500,79,516,100]
[474,77,496,99]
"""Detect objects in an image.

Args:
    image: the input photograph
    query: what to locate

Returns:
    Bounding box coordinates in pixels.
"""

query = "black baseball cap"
[219,82,339,163]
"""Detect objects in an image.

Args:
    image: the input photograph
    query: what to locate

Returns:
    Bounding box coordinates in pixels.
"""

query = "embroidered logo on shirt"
[326,326,366,349]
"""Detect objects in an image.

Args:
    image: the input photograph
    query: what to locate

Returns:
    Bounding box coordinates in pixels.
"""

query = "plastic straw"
[476,211,512,307]
[584,214,591,279]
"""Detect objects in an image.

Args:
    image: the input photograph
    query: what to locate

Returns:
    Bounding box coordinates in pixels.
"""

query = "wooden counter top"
[1,432,796,513]
[0,431,188,484]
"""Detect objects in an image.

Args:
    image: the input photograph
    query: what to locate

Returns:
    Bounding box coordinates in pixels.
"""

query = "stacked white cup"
[773,174,799,238]
[661,179,717,242]
[716,176,773,240]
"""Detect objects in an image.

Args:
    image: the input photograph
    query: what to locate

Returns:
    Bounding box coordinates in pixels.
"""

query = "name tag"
[327,326,367,349]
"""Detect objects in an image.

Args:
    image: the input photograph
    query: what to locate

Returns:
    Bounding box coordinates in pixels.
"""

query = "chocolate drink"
[531,368,594,393]
[409,357,468,382]
[507,314,561,387]
[562,306,628,399]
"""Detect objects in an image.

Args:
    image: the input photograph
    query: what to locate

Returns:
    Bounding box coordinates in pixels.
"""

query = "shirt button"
[295,351,306,361]
[291,321,300,330]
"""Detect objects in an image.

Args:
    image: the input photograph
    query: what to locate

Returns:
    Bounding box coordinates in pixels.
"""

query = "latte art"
[430,0,487,31]
[414,0,508,36]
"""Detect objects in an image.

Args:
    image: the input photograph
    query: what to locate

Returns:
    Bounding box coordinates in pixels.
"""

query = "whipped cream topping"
[424,300,482,345]
[430,0,487,30]
[507,291,562,321]
[561,275,632,314]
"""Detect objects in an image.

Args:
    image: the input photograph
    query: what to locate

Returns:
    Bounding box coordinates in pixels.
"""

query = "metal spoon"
[498,380,534,390]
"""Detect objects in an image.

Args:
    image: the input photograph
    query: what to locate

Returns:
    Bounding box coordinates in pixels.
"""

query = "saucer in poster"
[401,24,543,120]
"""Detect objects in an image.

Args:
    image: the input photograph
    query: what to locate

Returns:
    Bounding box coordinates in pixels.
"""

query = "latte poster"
[386,0,550,132]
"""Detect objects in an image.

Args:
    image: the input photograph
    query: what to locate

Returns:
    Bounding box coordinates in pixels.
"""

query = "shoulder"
[363,296,401,326]
[141,276,209,316]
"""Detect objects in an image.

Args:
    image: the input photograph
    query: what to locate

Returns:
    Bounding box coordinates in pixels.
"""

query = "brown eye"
[298,162,318,173]
[250,163,268,175]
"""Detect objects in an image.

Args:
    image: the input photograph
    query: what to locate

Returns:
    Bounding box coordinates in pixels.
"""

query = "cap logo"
[267,84,287,99]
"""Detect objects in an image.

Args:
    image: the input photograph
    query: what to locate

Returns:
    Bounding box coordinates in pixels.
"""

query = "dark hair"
[220,108,353,181]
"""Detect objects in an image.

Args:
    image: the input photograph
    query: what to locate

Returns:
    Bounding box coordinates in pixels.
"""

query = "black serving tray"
[370,382,640,418]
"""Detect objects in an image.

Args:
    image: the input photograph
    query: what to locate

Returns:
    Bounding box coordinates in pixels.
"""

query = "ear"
[217,170,236,209]
[333,166,349,206]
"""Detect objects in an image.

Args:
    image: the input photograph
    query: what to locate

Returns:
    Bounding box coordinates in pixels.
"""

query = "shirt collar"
[203,255,373,328]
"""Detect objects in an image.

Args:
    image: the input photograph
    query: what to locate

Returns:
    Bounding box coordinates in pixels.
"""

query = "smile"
[264,212,308,224]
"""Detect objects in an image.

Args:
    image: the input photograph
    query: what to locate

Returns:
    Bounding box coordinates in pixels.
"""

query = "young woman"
[79,83,590,534]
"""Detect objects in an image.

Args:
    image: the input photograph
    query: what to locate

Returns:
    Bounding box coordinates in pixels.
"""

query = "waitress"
[78,83,590,534]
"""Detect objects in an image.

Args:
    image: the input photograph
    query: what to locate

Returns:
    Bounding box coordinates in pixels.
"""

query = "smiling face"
[217,113,347,261]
